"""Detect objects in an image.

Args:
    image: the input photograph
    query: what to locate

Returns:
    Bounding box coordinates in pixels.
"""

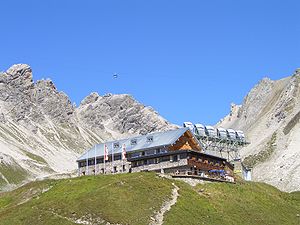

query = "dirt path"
[150,183,179,225]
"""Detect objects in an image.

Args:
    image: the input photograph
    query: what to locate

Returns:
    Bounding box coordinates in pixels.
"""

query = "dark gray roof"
[77,128,194,161]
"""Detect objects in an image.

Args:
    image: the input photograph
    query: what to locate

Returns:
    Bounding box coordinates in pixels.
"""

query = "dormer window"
[113,142,120,149]
[131,139,137,145]
[147,136,153,142]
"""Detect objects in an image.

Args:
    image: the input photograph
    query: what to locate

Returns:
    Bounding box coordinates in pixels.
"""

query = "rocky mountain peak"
[80,92,100,106]
[230,103,241,117]
[217,103,241,127]
[35,79,57,91]
[0,64,33,94]
[3,64,33,88]
[293,68,300,76]
[234,77,275,127]
[260,77,272,83]
[0,64,177,191]
[77,92,176,138]
[218,69,300,192]
[6,63,32,77]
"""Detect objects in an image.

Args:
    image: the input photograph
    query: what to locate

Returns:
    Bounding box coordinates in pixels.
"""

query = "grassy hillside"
[0,161,29,190]
[164,180,300,225]
[0,172,299,225]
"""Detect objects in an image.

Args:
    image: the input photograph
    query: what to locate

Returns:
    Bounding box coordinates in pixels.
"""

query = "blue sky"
[0,1,299,125]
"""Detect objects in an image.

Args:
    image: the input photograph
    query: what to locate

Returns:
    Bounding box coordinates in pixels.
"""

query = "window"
[148,159,155,164]
[131,152,141,158]
[113,142,120,149]
[145,149,155,156]
[113,166,117,173]
[181,153,187,159]
[161,149,167,153]
[96,158,104,164]
[88,160,95,166]
[137,161,144,166]
[147,136,153,142]
[115,155,121,160]
[131,139,137,145]
[160,156,170,162]
[173,155,178,162]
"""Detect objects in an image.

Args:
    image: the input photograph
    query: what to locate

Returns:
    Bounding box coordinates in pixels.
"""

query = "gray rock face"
[77,93,175,137]
[34,79,75,124]
[0,64,176,190]
[0,64,34,122]
[218,71,300,192]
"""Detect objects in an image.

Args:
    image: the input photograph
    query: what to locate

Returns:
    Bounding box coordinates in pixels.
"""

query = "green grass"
[23,151,47,164]
[0,176,7,188]
[0,162,29,189]
[165,180,300,225]
[21,151,55,173]
[0,173,299,225]
[0,173,173,225]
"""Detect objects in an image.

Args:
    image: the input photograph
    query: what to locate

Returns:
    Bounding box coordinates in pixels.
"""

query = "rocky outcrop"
[77,93,175,138]
[218,71,300,192]
[0,64,175,191]
[217,103,241,128]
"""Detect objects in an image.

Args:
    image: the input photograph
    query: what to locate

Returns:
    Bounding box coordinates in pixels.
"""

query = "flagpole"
[121,144,124,173]
[86,148,89,176]
[104,144,106,175]
[122,144,126,173]
[94,145,97,175]
[112,143,114,174]
[86,155,88,176]
[122,153,124,173]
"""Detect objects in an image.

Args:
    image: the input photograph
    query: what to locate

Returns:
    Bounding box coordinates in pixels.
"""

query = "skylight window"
[113,142,120,148]
[131,139,137,145]
[147,136,153,142]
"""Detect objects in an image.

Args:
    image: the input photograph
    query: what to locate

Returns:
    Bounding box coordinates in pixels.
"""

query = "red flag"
[104,144,108,161]
[122,144,126,160]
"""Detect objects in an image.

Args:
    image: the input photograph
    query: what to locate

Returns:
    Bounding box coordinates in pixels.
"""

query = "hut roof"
[77,127,201,161]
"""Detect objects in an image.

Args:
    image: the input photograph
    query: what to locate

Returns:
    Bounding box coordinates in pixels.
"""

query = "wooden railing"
[187,159,225,171]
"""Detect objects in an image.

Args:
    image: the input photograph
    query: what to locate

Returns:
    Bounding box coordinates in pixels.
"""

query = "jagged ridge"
[0,64,176,191]
[218,69,300,192]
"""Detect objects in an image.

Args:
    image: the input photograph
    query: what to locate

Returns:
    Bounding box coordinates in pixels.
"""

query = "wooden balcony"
[187,159,225,171]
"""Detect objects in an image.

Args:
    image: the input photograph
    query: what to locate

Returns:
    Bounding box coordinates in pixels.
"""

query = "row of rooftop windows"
[112,136,154,149]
